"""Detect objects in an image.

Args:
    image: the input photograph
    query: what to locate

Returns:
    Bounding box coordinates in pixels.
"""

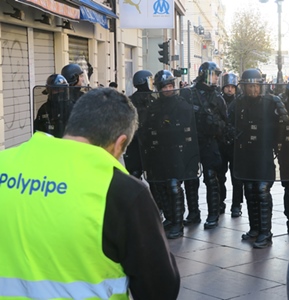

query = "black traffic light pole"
[260,0,284,91]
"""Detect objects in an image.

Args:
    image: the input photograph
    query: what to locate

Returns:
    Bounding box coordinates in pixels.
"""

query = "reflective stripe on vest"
[0,277,128,299]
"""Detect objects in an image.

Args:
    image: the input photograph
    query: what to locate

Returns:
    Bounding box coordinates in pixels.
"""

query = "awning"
[78,0,118,19]
[80,6,108,29]
[16,0,80,20]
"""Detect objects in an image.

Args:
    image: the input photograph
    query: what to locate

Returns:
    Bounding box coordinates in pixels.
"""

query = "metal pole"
[187,20,191,84]
[277,0,284,85]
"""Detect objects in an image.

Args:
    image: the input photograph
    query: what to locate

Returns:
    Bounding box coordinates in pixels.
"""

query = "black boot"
[242,183,260,240]
[219,202,226,215]
[204,170,220,229]
[183,179,201,225]
[231,205,242,218]
[231,177,243,218]
[253,184,273,249]
[166,179,184,239]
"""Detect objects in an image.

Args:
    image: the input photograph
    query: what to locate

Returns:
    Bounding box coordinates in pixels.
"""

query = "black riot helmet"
[197,61,221,86]
[240,68,263,83]
[43,74,68,96]
[153,70,175,91]
[222,73,238,89]
[61,63,83,86]
[133,70,154,91]
[239,68,264,97]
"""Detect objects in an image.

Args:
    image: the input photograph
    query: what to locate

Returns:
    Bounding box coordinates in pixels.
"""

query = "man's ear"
[112,134,128,159]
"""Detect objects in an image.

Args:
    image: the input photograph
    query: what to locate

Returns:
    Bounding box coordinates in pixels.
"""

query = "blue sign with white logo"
[153,0,170,15]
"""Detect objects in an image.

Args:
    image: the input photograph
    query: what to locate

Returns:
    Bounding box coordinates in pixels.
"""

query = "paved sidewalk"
[168,180,289,300]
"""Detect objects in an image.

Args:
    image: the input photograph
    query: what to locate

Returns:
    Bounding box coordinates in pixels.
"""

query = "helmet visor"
[146,76,154,91]
[78,71,89,87]
[204,70,221,86]
[240,82,265,97]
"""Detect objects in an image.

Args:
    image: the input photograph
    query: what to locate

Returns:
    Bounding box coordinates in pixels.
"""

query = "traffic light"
[181,68,188,75]
[173,69,182,77]
[158,41,170,65]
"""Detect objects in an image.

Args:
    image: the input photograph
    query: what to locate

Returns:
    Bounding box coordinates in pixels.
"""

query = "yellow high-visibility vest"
[0,132,129,299]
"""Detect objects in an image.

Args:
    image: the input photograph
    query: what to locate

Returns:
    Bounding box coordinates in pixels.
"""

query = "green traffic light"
[181,68,188,75]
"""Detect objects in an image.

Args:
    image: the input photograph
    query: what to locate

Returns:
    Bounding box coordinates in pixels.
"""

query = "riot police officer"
[218,72,244,217]
[138,70,199,239]
[231,68,289,248]
[34,74,70,138]
[124,70,165,211]
[61,63,87,103]
[188,62,227,229]
[124,70,154,178]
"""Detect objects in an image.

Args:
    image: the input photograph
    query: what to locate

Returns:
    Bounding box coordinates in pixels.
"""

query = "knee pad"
[166,179,182,195]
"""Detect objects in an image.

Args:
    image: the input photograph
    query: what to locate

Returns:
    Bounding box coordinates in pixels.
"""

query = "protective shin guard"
[166,179,184,239]
[204,170,220,229]
[218,171,226,214]
[242,183,259,240]
[253,183,273,249]
[184,179,201,225]
[159,184,173,231]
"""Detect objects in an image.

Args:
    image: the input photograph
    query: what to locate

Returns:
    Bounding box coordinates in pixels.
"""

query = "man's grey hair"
[64,88,138,149]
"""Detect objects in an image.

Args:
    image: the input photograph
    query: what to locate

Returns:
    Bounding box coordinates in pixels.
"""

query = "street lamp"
[259,0,284,89]
[187,20,191,84]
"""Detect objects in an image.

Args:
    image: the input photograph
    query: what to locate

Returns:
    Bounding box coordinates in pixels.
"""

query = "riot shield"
[277,83,289,182]
[233,83,289,181]
[33,85,90,138]
[123,91,155,177]
[137,88,200,182]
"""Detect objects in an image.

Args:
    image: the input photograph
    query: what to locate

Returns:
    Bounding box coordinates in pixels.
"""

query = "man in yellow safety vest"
[0,88,180,299]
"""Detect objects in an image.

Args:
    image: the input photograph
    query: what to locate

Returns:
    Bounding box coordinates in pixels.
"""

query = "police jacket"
[130,90,154,127]
[0,132,180,300]
[230,94,288,181]
[124,91,155,175]
[190,82,227,142]
[138,92,199,181]
[34,96,73,138]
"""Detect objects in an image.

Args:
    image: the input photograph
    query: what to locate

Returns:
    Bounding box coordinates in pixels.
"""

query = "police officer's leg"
[166,179,184,239]
[229,153,243,217]
[253,181,273,248]
[231,176,243,218]
[155,182,173,230]
[203,169,220,229]
[183,178,201,225]
[149,182,163,213]
[282,181,289,233]
[242,181,260,240]
[218,151,228,215]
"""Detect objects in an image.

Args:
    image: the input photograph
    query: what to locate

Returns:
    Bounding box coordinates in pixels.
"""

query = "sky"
[221,0,289,50]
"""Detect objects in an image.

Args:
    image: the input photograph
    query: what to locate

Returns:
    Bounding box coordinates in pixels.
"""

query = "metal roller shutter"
[34,30,55,86]
[2,23,30,148]
[33,30,55,122]
[68,35,90,79]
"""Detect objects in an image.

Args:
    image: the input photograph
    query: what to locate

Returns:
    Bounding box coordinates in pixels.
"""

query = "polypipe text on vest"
[0,173,67,197]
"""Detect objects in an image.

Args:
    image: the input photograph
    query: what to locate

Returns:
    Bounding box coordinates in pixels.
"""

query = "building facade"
[0,0,142,150]
[182,0,227,83]
[142,0,187,84]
